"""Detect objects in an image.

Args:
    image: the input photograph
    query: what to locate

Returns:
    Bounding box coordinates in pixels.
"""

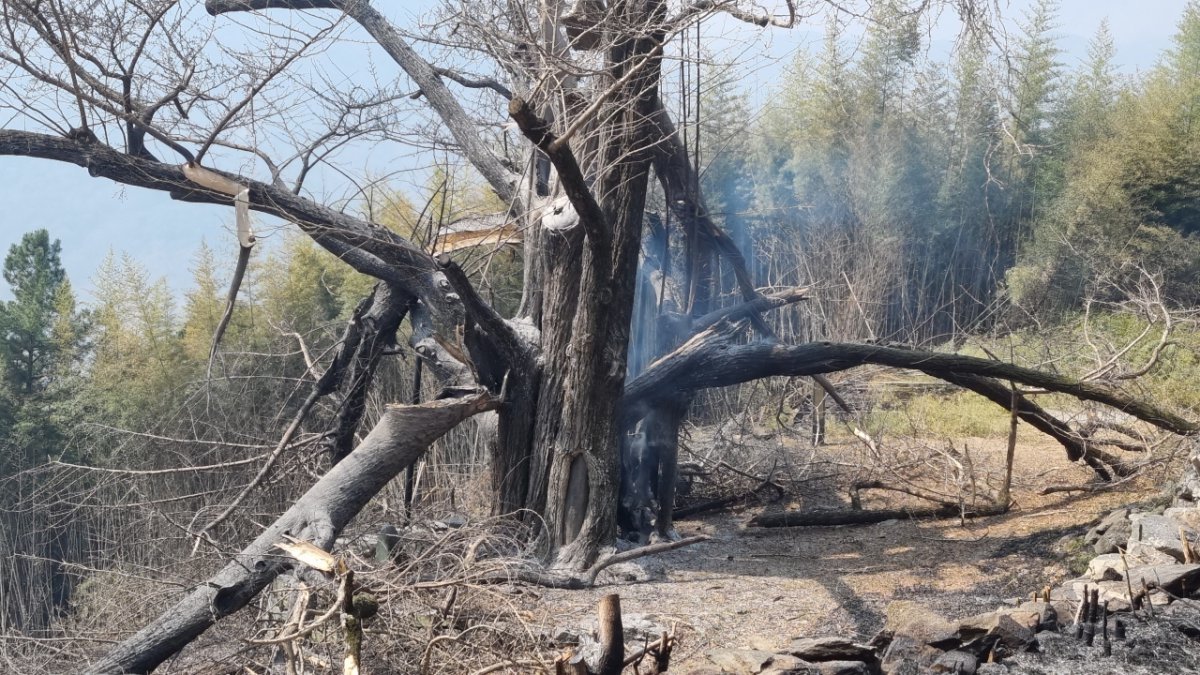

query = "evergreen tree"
[0,230,78,393]
[180,241,226,364]
[88,252,184,423]
[0,232,88,633]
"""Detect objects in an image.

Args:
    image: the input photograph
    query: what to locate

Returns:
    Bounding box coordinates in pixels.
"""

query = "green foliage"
[745,0,1199,332]
[259,235,370,334]
[0,230,83,393]
[0,230,87,471]
[86,252,186,423]
[180,241,226,363]
[964,313,1200,414]
[363,173,522,318]
[1008,3,1200,315]
[1059,536,1094,576]
[864,388,1015,439]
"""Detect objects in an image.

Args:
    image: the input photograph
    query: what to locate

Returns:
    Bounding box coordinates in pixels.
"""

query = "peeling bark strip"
[84,391,498,675]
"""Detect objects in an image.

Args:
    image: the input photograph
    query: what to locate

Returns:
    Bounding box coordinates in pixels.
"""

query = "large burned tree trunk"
[509,0,667,565]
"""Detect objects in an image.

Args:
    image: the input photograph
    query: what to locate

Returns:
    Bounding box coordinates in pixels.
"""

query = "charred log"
[750,503,1009,528]
[318,283,409,464]
[85,391,499,674]
[623,327,1197,481]
[624,328,1198,438]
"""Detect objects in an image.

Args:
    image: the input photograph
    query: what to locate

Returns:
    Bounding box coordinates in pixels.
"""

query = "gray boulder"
[705,648,778,673]
[931,650,977,674]
[1125,563,1200,597]
[1128,513,1200,562]
[1087,508,1131,555]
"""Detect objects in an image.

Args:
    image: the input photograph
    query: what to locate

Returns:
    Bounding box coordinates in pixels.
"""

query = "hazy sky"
[0,0,1192,304]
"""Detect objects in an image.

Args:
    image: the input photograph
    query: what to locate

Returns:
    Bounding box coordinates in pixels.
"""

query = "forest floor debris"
[526,435,1190,673]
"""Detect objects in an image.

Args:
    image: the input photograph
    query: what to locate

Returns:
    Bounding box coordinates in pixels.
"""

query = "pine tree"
[0,230,79,394]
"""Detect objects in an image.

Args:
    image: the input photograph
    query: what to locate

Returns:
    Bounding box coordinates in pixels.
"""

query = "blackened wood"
[85,392,499,674]
[624,337,1198,436]
[750,503,1006,528]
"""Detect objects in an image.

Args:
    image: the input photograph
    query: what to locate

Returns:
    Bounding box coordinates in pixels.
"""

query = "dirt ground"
[522,434,1165,670]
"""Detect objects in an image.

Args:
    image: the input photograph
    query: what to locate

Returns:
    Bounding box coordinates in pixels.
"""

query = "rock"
[810,661,868,675]
[431,513,468,529]
[593,558,666,584]
[882,601,957,644]
[551,626,582,644]
[1128,513,1200,562]
[975,664,1009,674]
[931,650,977,674]
[1094,523,1132,555]
[746,637,780,652]
[1133,546,1180,566]
[880,636,944,674]
[1162,598,1200,638]
[884,657,920,675]
[374,524,399,563]
[1087,553,1128,581]
[880,601,958,673]
[1124,563,1200,597]
[706,649,777,673]
[1147,589,1172,609]
[1068,579,1135,613]
[1088,508,1131,554]
[1163,506,1200,527]
[1086,508,1130,544]
[580,612,665,643]
[955,611,1035,654]
[961,607,1038,631]
[786,637,875,663]
[1021,596,1073,627]
[758,653,815,674]
[1012,600,1060,632]
[1039,603,1058,632]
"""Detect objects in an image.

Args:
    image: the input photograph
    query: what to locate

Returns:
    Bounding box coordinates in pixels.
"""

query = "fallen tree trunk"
[84,390,499,675]
[750,503,1009,528]
[623,328,1198,455]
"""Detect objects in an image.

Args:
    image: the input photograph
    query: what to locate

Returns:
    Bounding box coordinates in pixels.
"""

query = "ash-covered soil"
[521,435,1191,672]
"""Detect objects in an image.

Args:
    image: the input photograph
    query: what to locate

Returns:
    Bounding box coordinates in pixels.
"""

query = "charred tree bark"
[317,283,409,464]
[750,503,1009,528]
[510,0,667,567]
[85,391,499,674]
[623,329,1198,473]
[625,332,1198,437]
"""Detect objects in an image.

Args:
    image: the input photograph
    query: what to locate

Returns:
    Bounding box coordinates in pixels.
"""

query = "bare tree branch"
[624,325,1200,438]
[85,390,500,675]
[204,0,520,202]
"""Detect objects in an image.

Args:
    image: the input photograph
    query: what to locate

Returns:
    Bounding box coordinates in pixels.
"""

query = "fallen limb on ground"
[750,504,1008,528]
